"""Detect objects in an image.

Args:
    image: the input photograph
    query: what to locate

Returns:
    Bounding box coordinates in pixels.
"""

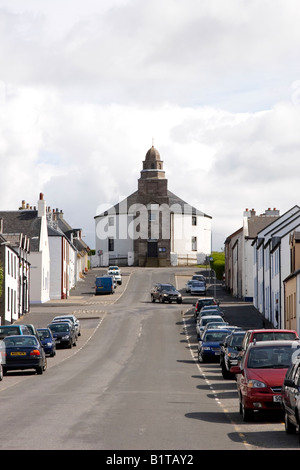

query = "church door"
[147,241,158,258]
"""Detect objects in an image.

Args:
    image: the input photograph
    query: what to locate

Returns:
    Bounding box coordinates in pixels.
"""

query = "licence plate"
[10,352,26,356]
[273,395,282,403]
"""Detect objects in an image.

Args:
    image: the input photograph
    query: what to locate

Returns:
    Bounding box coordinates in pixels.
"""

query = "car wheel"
[36,365,44,375]
[241,400,254,422]
[151,295,155,302]
[177,299,182,304]
[221,361,232,380]
[0,364,3,381]
[198,351,204,363]
[284,410,297,434]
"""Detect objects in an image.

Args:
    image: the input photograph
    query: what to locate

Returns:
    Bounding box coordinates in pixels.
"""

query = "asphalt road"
[0,267,298,452]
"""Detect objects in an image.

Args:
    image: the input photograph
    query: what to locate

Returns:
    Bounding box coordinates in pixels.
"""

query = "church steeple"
[140,145,165,178]
[138,145,168,198]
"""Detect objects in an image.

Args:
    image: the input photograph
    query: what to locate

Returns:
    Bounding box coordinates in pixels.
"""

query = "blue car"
[37,328,56,357]
[198,328,230,363]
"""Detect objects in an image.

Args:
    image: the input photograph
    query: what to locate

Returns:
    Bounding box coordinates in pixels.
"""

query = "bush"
[211,252,225,280]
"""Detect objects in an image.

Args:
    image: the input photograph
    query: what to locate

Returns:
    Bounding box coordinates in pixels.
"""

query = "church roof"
[95,190,211,219]
[145,146,161,161]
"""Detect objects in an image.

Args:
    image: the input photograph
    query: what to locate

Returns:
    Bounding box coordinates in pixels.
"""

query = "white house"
[252,205,300,328]
[0,193,51,304]
[0,230,30,324]
[224,208,280,301]
[94,146,212,267]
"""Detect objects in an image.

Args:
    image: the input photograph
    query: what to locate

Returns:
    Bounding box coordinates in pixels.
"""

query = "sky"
[1,0,300,251]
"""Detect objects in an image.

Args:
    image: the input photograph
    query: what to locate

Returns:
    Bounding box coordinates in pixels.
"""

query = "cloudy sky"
[1,0,300,251]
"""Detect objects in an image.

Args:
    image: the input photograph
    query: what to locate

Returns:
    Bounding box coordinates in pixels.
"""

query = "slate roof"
[95,190,211,219]
[0,210,41,251]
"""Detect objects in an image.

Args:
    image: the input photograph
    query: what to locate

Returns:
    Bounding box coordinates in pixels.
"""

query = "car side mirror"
[284,379,298,389]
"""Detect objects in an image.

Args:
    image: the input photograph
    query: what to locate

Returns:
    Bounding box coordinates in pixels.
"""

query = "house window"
[192,236,197,251]
[192,216,197,226]
[108,238,114,251]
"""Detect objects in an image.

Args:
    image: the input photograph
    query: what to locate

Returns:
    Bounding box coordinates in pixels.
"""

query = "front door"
[147,241,158,257]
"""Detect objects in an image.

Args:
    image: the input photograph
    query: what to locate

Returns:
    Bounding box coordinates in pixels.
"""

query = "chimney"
[37,193,46,217]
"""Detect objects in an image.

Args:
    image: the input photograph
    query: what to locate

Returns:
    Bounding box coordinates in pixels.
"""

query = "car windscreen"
[3,336,39,347]
[0,327,20,338]
[49,323,70,332]
[247,345,300,369]
[229,333,245,347]
[161,285,175,291]
[38,330,51,339]
[253,332,298,341]
[203,332,229,342]
[200,317,223,325]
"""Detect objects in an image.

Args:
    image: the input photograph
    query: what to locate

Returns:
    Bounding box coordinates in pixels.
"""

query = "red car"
[231,340,300,421]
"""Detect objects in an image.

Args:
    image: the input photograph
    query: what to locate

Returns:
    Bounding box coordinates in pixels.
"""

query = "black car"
[151,283,182,304]
[1,335,47,375]
[48,321,77,348]
[282,355,300,438]
[193,297,218,321]
[219,330,246,379]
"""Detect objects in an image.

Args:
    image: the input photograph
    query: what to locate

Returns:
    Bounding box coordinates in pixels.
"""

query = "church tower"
[138,146,168,203]
[135,145,170,266]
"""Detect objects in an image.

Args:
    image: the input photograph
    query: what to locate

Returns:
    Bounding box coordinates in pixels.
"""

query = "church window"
[108,238,114,251]
[149,212,156,222]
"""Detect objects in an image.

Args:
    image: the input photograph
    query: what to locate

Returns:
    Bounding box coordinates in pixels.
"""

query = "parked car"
[230,340,300,421]
[0,325,31,339]
[48,321,77,348]
[198,328,230,363]
[219,330,246,379]
[194,297,217,321]
[107,265,121,275]
[151,283,182,304]
[196,315,225,340]
[51,318,77,339]
[24,324,40,339]
[37,328,56,357]
[52,315,81,336]
[282,354,300,438]
[107,267,122,285]
[0,335,47,375]
[95,275,115,294]
[238,329,299,361]
[199,305,224,318]
[192,274,206,282]
[201,321,229,339]
[185,280,198,293]
[190,280,206,296]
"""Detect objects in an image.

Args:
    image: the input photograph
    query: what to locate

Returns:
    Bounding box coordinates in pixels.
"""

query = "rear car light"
[30,350,41,356]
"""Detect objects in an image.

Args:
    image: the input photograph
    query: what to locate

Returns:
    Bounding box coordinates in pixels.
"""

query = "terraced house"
[0,193,89,323]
